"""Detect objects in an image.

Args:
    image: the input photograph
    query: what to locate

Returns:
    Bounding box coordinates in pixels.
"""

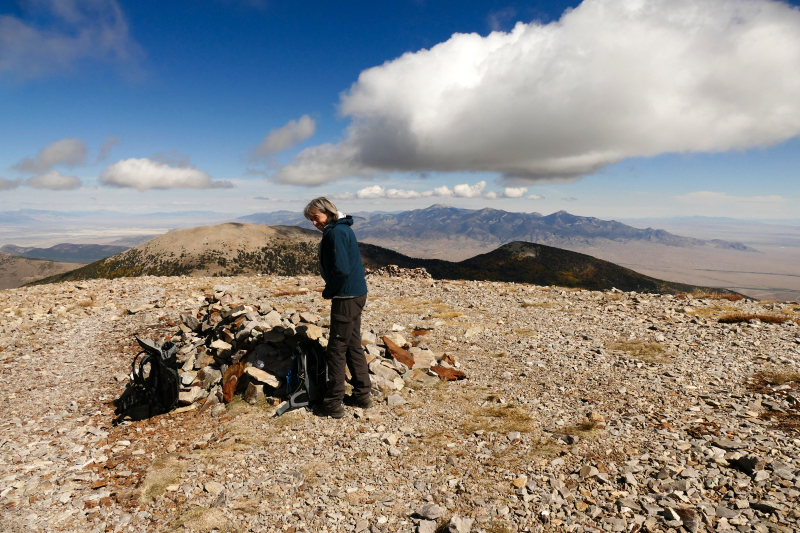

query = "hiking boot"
[344,395,373,409]
[312,403,345,419]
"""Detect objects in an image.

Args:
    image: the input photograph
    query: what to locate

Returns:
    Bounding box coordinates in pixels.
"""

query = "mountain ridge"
[0,252,85,290]
[30,222,739,296]
[237,205,754,255]
[1,243,130,263]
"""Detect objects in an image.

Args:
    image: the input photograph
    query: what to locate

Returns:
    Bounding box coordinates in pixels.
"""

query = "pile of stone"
[365,265,432,280]
[168,285,465,415]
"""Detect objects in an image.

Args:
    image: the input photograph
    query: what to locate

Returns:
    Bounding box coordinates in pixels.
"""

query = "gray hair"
[303,197,339,221]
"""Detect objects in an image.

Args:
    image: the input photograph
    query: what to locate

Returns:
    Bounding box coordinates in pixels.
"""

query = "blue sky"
[1,0,800,220]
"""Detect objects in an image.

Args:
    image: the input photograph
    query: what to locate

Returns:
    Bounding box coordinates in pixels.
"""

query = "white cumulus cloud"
[0,0,144,81]
[0,177,22,190]
[100,158,234,192]
[527,194,545,200]
[386,188,422,199]
[430,185,453,197]
[276,0,800,185]
[13,138,88,173]
[348,181,538,201]
[355,185,386,199]
[503,187,528,198]
[251,115,316,159]
[453,181,486,198]
[26,170,82,190]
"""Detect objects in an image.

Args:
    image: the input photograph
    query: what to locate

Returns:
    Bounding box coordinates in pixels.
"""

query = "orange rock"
[430,366,467,381]
[439,353,456,365]
[222,362,244,403]
[382,336,415,368]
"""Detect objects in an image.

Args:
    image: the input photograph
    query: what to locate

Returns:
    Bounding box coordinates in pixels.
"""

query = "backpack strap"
[113,351,154,424]
[273,401,293,417]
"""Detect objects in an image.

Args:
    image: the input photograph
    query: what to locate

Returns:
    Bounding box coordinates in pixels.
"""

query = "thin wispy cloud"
[97,136,119,162]
[100,158,234,192]
[215,0,268,10]
[26,170,82,190]
[250,115,316,160]
[13,138,88,174]
[487,7,517,32]
[0,0,145,81]
[276,0,800,186]
[676,191,787,205]
[0,177,22,190]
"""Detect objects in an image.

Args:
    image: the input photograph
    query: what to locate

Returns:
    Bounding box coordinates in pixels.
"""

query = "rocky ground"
[1,274,799,533]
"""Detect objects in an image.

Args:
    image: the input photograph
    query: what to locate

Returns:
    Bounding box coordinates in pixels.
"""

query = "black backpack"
[113,337,181,425]
[274,340,328,417]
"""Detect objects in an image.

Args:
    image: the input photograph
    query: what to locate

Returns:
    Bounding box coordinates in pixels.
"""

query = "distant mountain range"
[238,205,754,259]
[1,243,130,263]
[31,222,737,296]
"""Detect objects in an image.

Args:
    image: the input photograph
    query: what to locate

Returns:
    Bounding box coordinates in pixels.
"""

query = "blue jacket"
[319,216,368,299]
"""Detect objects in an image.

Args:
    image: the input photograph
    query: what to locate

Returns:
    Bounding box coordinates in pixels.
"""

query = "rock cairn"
[366,265,433,280]
[164,284,466,416]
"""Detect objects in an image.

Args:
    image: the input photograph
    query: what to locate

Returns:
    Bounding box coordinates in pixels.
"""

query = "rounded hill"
[31,223,321,284]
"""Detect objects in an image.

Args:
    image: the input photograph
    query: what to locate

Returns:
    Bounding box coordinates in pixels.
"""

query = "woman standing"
[303,197,372,418]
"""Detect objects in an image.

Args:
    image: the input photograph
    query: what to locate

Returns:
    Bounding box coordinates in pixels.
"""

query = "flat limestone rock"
[299,311,320,324]
[209,339,231,351]
[411,349,437,369]
[369,359,400,382]
[403,368,439,388]
[244,367,280,387]
[244,382,265,404]
[383,332,409,348]
[297,324,322,340]
[260,310,282,328]
[178,386,203,406]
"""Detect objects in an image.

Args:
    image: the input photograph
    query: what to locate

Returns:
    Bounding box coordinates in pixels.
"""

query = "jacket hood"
[327,215,353,229]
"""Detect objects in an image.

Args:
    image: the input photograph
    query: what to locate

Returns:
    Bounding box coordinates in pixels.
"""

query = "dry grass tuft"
[272,409,305,428]
[271,289,308,297]
[431,310,463,319]
[139,453,184,504]
[560,421,602,439]
[176,507,228,532]
[482,523,516,533]
[758,369,800,386]
[677,292,744,302]
[608,340,671,363]
[461,404,537,434]
[718,313,791,324]
[521,301,556,308]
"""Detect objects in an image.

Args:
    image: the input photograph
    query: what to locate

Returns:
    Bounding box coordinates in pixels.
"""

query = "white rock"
[245,367,280,387]
[209,339,231,351]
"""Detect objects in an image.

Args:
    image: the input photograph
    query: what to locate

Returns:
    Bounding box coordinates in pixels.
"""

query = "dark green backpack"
[113,337,180,425]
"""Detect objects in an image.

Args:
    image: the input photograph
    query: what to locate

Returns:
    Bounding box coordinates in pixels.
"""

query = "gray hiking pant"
[324,294,371,408]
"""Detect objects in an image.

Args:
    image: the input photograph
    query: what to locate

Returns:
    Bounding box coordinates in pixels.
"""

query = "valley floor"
[1,275,799,533]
